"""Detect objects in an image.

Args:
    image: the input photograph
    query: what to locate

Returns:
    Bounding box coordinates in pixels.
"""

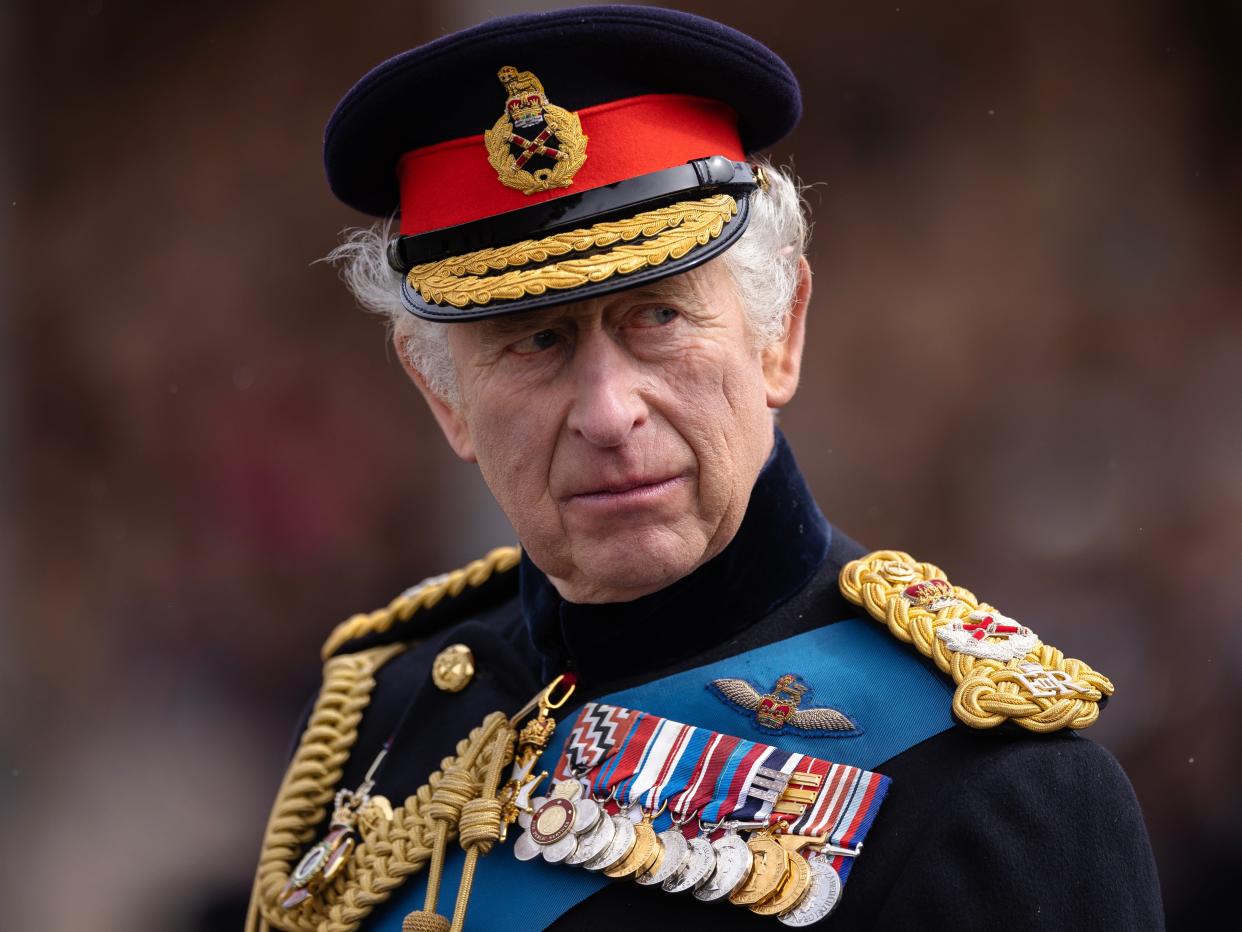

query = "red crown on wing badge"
[708,673,859,737]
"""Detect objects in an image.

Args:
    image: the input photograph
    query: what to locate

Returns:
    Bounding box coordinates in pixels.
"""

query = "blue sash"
[368,618,955,930]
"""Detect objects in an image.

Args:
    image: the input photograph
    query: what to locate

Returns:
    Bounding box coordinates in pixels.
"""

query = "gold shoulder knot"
[839,550,1114,733]
[320,546,521,660]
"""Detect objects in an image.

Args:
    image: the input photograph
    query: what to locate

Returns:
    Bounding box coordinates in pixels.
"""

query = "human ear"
[762,255,810,408]
[392,332,478,463]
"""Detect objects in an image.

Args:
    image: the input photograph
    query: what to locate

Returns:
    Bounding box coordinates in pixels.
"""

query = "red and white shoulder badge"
[839,550,1114,733]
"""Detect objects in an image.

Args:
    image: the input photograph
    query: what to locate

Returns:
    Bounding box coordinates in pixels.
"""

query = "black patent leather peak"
[387,157,757,272]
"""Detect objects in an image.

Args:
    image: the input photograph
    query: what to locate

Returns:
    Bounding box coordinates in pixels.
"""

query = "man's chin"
[558,529,707,603]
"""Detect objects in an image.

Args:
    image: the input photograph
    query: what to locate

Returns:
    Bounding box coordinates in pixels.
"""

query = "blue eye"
[636,306,679,327]
[509,329,562,355]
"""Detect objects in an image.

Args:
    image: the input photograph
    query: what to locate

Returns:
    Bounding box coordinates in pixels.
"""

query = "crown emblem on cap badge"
[484,66,588,195]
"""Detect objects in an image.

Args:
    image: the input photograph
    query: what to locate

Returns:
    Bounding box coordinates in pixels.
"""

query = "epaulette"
[840,550,1113,733]
[320,545,521,660]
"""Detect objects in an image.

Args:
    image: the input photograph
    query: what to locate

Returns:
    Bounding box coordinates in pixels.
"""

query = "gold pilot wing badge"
[484,65,588,194]
[709,673,860,737]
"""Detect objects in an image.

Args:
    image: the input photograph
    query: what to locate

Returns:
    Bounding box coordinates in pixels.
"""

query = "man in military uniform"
[247,7,1162,930]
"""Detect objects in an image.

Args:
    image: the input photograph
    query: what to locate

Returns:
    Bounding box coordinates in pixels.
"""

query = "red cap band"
[396,94,744,236]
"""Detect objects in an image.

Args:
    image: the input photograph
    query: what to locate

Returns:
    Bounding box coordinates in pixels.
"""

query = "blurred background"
[3,0,1239,928]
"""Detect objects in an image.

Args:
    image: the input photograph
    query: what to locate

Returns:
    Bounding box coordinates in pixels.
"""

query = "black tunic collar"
[519,430,831,690]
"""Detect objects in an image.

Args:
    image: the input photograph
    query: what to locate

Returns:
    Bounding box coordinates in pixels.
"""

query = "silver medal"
[663,835,715,893]
[513,787,601,864]
[778,855,842,926]
[516,797,542,831]
[512,828,543,862]
[541,832,578,863]
[637,829,687,886]
[572,798,602,834]
[693,832,752,902]
[565,807,616,865]
[584,814,635,871]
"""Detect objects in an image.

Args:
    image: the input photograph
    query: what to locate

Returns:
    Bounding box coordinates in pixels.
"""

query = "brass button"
[432,643,475,692]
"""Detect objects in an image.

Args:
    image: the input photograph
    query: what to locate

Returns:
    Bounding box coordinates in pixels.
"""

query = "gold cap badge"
[484,66,588,194]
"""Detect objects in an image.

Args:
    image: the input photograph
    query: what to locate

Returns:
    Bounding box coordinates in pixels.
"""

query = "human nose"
[564,331,648,447]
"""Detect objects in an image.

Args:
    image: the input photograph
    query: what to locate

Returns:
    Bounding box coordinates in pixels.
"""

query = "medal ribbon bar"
[516,701,892,923]
[667,731,734,824]
[557,702,641,779]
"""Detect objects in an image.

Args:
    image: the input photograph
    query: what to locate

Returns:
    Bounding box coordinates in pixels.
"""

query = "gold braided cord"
[321,546,521,661]
[839,550,1114,733]
[416,713,510,921]
[405,195,738,308]
[248,644,405,932]
[318,711,513,932]
[954,644,1109,733]
[450,725,515,932]
[250,703,516,932]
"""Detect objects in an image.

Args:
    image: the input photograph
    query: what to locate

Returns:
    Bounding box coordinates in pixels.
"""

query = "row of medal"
[505,702,891,926]
[513,778,841,926]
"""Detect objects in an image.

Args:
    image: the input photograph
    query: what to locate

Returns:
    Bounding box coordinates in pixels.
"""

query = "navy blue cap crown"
[325,4,800,218]
[323,5,801,320]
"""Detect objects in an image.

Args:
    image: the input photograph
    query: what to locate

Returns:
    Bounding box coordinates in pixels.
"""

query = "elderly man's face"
[410,257,809,603]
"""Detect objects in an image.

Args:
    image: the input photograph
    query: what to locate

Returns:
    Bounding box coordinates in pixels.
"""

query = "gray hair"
[325,159,809,405]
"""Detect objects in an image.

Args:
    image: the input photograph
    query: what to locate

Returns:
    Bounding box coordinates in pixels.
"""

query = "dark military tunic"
[305,433,1163,930]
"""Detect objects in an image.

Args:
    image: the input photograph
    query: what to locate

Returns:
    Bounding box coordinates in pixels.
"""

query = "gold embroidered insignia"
[406,195,736,308]
[839,550,1114,733]
[709,673,858,736]
[484,66,588,194]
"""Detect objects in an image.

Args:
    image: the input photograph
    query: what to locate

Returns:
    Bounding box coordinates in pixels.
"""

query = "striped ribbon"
[614,717,681,808]
[721,745,782,825]
[696,737,764,826]
[734,748,805,824]
[639,722,700,814]
[591,713,661,805]
[562,701,890,883]
[778,756,831,829]
[557,703,640,780]
[645,723,714,831]
[787,759,890,882]
[665,732,739,827]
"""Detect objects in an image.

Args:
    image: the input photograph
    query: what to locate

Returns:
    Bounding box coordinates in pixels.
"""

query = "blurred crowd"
[4,1,1239,929]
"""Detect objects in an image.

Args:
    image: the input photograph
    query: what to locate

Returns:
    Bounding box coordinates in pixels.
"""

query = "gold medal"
[603,818,658,880]
[728,832,790,906]
[637,827,664,878]
[750,850,812,916]
[584,814,635,872]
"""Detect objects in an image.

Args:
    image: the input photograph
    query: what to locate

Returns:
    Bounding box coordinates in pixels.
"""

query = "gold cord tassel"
[401,715,515,932]
[450,725,515,932]
[249,664,569,932]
